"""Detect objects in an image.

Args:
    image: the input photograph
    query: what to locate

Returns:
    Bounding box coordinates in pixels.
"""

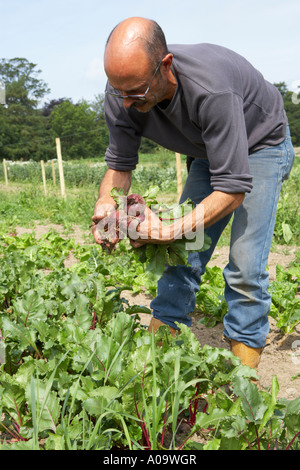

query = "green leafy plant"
[269,263,300,344]
[187,375,300,450]
[196,266,228,327]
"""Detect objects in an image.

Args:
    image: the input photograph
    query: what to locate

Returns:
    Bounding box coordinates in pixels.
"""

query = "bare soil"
[15,224,300,400]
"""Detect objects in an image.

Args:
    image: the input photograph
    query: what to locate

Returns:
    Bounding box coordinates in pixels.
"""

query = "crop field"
[0,153,299,450]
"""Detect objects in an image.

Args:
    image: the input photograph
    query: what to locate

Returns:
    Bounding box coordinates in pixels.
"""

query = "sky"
[1,0,300,105]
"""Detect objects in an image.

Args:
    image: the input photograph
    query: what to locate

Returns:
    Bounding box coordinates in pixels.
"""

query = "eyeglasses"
[105,59,163,102]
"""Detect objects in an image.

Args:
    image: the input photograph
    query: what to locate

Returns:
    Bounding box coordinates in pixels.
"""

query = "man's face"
[105,50,169,113]
[124,70,168,113]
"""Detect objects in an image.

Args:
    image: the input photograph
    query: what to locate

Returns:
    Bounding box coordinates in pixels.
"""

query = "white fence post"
[3,159,8,186]
[41,160,47,196]
[55,138,66,199]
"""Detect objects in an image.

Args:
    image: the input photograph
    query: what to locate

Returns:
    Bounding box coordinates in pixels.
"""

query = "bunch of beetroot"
[96,193,146,251]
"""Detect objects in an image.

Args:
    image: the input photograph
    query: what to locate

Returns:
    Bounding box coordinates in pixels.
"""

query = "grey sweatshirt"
[104,43,287,193]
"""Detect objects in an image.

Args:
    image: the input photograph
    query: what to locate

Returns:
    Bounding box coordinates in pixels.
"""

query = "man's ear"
[161,53,173,73]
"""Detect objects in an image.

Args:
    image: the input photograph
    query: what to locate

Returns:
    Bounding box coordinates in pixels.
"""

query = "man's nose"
[123,97,136,109]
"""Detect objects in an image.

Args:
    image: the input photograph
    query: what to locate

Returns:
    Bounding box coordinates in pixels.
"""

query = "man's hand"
[91,168,132,247]
[129,206,173,248]
[129,190,245,249]
[91,195,117,246]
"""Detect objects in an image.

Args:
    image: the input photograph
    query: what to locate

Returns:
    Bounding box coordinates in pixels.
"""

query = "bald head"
[105,17,168,71]
[104,17,176,111]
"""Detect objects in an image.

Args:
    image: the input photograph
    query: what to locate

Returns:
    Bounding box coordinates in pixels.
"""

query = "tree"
[50,99,108,159]
[42,98,69,117]
[274,82,289,100]
[274,82,300,147]
[0,58,52,161]
[90,93,109,155]
[0,58,50,106]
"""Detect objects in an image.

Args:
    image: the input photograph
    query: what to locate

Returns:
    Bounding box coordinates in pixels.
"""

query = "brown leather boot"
[231,339,263,369]
[148,318,178,337]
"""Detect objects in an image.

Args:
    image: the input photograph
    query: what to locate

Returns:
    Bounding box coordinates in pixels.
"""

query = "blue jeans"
[150,127,295,348]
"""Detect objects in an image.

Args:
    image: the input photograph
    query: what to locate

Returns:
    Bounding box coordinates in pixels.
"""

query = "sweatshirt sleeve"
[104,93,141,171]
[200,91,253,193]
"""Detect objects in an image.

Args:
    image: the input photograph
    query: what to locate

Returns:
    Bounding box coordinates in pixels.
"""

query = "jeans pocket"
[283,137,295,181]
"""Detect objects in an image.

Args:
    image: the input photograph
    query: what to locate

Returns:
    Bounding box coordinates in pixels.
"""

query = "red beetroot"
[127,193,146,218]
[127,193,145,207]
[136,213,145,223]
[127,203,145,217]
[106,209,128,239]
[96,192,146,251]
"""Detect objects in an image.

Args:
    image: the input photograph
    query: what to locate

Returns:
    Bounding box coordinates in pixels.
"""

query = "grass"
[0,183,96,230]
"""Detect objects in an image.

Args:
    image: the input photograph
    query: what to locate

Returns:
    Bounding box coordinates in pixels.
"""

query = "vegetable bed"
[0,229,299,450]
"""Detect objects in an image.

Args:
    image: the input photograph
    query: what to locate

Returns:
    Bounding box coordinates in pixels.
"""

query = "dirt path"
[16,224,300,399]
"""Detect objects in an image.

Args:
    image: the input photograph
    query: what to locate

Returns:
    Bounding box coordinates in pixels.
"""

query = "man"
[92,17,295,369]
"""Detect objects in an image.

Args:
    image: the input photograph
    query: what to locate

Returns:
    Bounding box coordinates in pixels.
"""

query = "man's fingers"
[93,201,116,222]
[91,214,100,224]
[92,223,103,244]
[130,239,146,249]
